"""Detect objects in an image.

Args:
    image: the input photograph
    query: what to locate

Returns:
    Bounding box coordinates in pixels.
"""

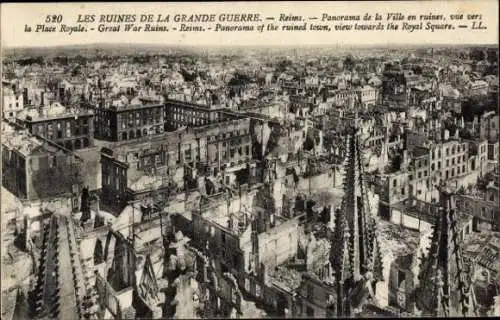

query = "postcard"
[1,1,499,319]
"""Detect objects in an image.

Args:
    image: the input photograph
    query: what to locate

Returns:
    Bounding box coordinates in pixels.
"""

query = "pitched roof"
[32,214,97,319]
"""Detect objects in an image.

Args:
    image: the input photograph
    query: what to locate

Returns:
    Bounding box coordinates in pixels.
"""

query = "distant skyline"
[5,42,499,50]
[5,42,497,60]
[2,1,498,48]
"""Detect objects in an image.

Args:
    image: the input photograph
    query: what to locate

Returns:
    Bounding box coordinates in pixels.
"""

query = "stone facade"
[22,106,95,151]
[2,131,83,201]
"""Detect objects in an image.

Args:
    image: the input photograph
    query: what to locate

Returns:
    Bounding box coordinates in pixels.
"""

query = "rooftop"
[204,205,253,238]
[105,96,164,111]
[413,145,430,158]
[101,129,187,160]
[32,214,94,318]
[19,102,93,122]
[129,174,167,192]
[463,231,500,275]
[377,218,420,257]
[164,98,218,110]
[1,122,57,157]
[268,263,303,293]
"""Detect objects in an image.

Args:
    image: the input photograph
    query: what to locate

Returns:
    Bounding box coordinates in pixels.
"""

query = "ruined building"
[415,189,478,317]
[162,230,197,319]
[329,125,384,316]
[30,214,99,319]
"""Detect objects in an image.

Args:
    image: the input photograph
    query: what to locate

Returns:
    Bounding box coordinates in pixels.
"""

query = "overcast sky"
[2,1,498,48]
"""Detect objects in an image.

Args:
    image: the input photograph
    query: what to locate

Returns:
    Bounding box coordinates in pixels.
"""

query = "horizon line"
[4,42,497,50]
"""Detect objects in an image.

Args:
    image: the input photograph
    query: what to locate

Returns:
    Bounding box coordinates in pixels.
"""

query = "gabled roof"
[32,214,97,319]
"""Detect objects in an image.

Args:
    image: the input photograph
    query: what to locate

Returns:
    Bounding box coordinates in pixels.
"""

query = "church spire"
[330,123,383,316]
[415,188,477,317]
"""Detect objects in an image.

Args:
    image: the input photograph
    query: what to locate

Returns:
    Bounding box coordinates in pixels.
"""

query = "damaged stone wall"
[30,153,83,200]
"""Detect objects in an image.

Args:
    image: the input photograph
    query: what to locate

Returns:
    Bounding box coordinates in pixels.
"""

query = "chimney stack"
[23,88,28,105]
[23,215,31,251]
[403,149,409,166]
[261,262,269,285]
[443,129,450,141]
[328,206,336,230]
[40,91,45,107]
[95,195,100,215]
[305,235,314,271]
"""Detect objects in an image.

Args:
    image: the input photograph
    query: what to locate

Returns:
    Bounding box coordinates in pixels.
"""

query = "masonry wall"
[2,148,28,199]
[296,172,335,195]
[388,263,415,312]
[192,212,244,275]
[258,218,299,269]
[100,155,128,211]
[29,153,83,200]
[242,275,294,317]
[295,277,334,318]
[456,195,499,230]
[389,208,432,232]
[261,284,294,317]
[75,146,100,190]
